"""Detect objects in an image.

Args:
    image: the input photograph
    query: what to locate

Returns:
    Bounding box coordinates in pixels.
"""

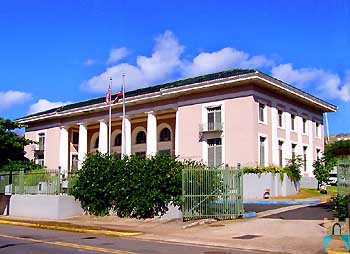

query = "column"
[271,107,278,165]
[78,123,87,169]
[121,116,132,157]
[98,120,108,154]
[285,112,292,164]
[308,120,314,175]
[146,111,157,156]
[175,109,180,156]
[59,126,69,176]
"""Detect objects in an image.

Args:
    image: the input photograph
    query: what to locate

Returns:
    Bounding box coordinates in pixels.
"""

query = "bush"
[71,152,183,218]
[331,194,350,221]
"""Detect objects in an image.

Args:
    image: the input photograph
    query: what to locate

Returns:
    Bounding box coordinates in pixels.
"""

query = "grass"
[275,186,337,200]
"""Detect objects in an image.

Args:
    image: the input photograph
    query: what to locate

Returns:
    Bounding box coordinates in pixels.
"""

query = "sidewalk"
[0,201,330,254]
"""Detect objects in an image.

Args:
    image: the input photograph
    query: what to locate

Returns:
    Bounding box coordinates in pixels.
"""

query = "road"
[0,224,274,254]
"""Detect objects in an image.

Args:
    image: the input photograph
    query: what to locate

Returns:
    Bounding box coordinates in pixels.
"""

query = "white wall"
[243,173,299,200]
[9,195,84,219]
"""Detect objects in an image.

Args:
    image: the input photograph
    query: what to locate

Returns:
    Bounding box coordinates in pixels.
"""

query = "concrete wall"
[9,195,84,219]
[300,176,318,189]
[243,173,299,200]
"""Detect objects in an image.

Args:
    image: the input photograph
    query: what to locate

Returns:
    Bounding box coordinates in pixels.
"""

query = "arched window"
[94,137,99,149]
[136,131,146,144]
[114,133,122,146]
[160,128,171,142]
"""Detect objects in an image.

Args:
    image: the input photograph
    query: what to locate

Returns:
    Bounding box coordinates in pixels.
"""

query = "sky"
[0,1,349,134]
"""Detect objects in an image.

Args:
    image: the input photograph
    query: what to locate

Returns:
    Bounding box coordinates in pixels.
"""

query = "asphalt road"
[0,224,274,254]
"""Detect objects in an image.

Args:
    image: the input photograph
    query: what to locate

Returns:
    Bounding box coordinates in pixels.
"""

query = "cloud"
[0,90,31,110]
[29,99,72,114]
[83,30,184,92]
[84,59,96,66]
[182,47,273,77]
[271,63,350,102]
[107,47,129,64]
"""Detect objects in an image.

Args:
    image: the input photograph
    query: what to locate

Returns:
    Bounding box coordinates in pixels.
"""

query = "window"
[303,118,307,134]
[278,141,283,167]
[303,146,307,171]
[259,137,266,166]
[316,122,320,138]
[114,133,122,146]
[259,103,266,122]
[292,144,297,159]
[94,137,99,149]
[135,151,146,157]
[72,131,79,145]
[207,106,222,131]
[207,138,222,167]
[316,148,321,159]
[160,128,171,142]
[136,131,146,144]
[291,114,296,131]
[159,149,171,156]
[38,133,45,151]
[36,154,44,166]
[278,110,283,127]
[71,154,78,171]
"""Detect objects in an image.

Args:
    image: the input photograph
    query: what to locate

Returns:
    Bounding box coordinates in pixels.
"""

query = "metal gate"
[337,159,350,196]
[182,166,243,221]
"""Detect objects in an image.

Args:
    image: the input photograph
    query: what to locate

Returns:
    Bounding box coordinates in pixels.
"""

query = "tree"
[313,157,331,190]
[0,118,35,170]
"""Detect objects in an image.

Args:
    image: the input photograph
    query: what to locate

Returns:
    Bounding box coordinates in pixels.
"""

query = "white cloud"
[271,63,350,102]
[29,99,72,114]
[182,47,273,77]
[0,90,31,110]
[107,47,129,64]
[84,59,96,66]
[83,30,184,92]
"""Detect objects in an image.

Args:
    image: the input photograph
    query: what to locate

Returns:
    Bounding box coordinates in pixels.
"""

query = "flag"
[113,86,123,103]
[105,84,111,105]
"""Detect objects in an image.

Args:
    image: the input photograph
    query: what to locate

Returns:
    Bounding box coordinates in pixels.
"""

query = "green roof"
[19,69,255,119]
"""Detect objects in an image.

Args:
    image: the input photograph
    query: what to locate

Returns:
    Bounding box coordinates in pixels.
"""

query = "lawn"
[275,186,337,200]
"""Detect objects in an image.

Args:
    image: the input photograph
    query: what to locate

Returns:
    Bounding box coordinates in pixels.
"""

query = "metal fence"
[0,170,61,195]
[337,159,350,196]
[182,166,243,221]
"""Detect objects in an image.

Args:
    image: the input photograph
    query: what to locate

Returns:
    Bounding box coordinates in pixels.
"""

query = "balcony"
[199,122,224,133]
[32,143,45,152]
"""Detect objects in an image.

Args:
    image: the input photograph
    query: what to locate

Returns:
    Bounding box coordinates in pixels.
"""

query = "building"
[328,133,350,144]
[17,69,337,177]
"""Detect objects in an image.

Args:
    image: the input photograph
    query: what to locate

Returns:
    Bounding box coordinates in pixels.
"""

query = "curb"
[243,199,321,205]
[0,219,142,237]
[243,212,256,218]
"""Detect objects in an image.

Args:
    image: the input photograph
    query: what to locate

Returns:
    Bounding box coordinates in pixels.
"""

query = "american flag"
[113,87,123,103]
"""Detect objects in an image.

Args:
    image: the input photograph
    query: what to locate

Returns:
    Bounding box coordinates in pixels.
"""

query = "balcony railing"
[199,122,224,132]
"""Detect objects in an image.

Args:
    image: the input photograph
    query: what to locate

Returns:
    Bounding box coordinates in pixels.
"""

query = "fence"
[182,166,243,221]
[337,159,350,196]
[0,170,61,195]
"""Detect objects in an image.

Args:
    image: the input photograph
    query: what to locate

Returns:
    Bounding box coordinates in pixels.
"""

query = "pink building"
[18,69,336,177]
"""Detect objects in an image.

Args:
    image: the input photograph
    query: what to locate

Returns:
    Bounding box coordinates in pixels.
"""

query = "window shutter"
[215,146,222,167]
[208,146,214,167]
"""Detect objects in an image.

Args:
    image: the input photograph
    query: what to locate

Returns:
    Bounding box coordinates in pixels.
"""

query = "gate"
[182,166,243,221]
[337,159,350,196]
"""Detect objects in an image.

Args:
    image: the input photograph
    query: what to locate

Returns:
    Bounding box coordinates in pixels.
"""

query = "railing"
[182,165,243,221]
[0,170,61,195]
[199,122,224,132]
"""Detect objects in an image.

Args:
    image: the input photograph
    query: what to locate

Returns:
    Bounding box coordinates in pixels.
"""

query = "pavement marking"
[0,233,137,254]
[0,219,141,237]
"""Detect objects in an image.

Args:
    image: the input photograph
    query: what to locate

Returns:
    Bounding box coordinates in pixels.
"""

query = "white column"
[296,116,303,156]
[121,116,132,157]
[175,109,180,156]
[308,120,314,176]
[285,112,292,164]
[146,111,157,156]
[59,126,69,175]
[98,120,108,154]
[271,107,278,165]
[78,123,88,169]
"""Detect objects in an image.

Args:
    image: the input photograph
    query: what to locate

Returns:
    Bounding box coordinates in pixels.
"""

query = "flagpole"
[122,73,126,156]
[108,77,112,156]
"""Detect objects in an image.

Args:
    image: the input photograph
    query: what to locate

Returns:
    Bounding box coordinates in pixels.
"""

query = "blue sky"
[0,1,349,134]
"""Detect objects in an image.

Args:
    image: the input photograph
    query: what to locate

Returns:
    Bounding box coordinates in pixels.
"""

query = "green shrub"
[331,194,350,221]
[71,152,183,218]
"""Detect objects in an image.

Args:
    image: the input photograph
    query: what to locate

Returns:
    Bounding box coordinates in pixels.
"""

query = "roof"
[17,68,337,122]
